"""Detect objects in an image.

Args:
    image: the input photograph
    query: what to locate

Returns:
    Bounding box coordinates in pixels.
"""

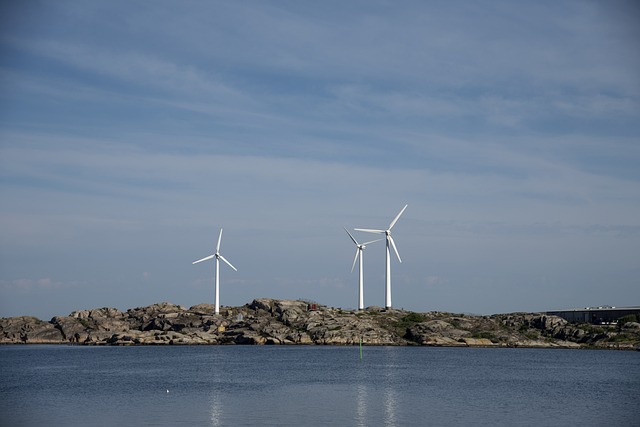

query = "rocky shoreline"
[2,299,639,350]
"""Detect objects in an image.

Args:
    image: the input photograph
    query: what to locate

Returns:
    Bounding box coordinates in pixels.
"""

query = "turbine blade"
[362,238,383,246]
[344,227,359,245]
[351,249,360,273]
[354,228,385,234]
[218,254,237,271]
[389,235,402,263]
[389,204,408,229]
[192,254,215,265]
[216,228,223,253]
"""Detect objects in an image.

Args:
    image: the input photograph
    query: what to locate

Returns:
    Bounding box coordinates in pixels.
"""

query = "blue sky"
[1,1,639,319]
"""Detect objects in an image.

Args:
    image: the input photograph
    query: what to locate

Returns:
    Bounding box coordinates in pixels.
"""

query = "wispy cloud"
[1,1,639,319]
[0,278,86,291]
[13,38,242,100]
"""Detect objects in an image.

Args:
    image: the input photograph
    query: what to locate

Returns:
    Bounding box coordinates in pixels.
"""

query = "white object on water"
[167,389,169,393]
[344,228,381,310]
[193,228,238,315]
[355,204,407,309]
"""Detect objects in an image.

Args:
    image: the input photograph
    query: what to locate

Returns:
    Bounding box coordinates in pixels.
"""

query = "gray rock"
[463,338,497,347]
[3,299,639,349]
[622,322,640,329]
[0,316,64,344]
[143,317,172,331]
[249,298,274,313]
[25,324,65,343]
[51,316,90,343]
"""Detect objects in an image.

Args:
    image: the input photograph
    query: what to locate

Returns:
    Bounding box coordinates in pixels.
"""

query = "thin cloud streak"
[1,1,639,319]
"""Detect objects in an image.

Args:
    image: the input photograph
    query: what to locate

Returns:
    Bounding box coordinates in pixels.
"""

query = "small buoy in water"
[166,389,169,393]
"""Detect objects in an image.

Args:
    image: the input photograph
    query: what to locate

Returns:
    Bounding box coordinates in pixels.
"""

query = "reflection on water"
[382,346,399,427]
[354,355,368,427]
[209,349,223,426]
[355,383,367,426]
[384,387,398,427]
[1,346,639,427]
[210,391,222,426]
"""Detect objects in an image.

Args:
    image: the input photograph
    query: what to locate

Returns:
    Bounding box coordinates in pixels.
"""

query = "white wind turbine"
[192,228,237,315]
[344,228,382,311]
[355,204,408,309]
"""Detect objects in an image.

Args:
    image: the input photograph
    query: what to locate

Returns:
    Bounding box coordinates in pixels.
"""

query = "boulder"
[25,324,65,343]
[463,338,497,347]
[420,336,466,347]
[274,300,309,325]
[143,317,172,331]
[553,340,581,349]
[169,313,206,331]
[530,315,567,331]
[622,322,640,330]
[423,320,453,332]
[228,331,267,345]
[57,307,130,339]
[513,339,553,348]
[51,316,90,343]
[86,330,115,344]
[0,316,64,344]
[189,330,219,344]
[189,304,216,315]
[70,307,121,320]
[249,298,274,313]
[405,321,470,345]
[92,317,130,332]
[125,302,186,329]
[288,331,313,344]
[4,299,638,349]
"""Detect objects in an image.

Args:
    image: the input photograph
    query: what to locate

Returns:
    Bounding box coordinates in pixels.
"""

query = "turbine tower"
[192,228,237,314]
[355,204,407,309]
[344,228,382,310]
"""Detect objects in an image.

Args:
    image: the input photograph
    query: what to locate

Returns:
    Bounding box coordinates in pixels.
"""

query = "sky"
[1,1,639,320]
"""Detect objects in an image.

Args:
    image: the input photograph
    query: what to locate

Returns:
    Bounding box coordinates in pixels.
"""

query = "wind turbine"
[355,204,408,309]
[344,228,382,311]
[192,228,237,315]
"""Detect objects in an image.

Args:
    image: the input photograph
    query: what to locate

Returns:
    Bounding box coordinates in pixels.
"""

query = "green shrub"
[608,333,633,342]
[471,331,497,342]
[394,312,426,331]
[402,312,426,324]
[617,314,640,325]
[77,318,91,329]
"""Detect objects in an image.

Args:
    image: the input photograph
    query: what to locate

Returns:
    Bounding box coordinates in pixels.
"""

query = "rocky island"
[2,299,639,350]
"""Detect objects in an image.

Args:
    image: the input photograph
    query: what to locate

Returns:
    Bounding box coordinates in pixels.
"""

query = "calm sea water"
[0,345,638,427]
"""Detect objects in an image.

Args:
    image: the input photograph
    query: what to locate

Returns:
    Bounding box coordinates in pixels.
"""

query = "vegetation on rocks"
[1,299,639,350]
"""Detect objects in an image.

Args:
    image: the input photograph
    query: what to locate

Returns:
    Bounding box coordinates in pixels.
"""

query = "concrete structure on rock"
[546,306,640,324]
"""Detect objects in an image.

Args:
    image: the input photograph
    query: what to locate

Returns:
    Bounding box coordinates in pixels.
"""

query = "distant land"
[1,299,639,350]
